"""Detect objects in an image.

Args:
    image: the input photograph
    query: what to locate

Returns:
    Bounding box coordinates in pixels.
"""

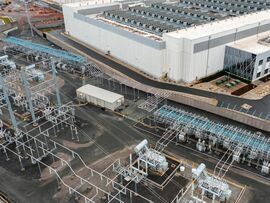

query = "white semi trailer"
[76,84,124,111]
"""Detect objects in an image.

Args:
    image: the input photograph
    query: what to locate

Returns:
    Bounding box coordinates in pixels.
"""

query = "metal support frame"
[0,74,18,131]
[51,60,62,107]
[21,68,37,123]
[153,105,270,164]
[138,89,171,112]
[3,37,85,63]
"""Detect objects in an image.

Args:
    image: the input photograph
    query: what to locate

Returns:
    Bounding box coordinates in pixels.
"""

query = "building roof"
[64,0,112,10]
[65,0,270,38]
[228,34,270,54]
[100,0,270,36]
[76,84,124,103]
[166,9,270,39]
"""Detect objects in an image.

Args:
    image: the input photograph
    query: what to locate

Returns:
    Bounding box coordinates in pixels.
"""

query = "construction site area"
[0,1,269,203]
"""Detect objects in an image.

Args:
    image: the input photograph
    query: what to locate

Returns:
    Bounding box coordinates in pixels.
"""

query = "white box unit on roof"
[76,84,124,110]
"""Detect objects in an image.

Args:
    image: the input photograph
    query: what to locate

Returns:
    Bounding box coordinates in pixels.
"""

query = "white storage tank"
[76,84,124,111]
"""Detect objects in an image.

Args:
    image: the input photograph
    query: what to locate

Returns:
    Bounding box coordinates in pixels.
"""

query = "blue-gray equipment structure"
[3,37,85,63]
[154,105,270,161]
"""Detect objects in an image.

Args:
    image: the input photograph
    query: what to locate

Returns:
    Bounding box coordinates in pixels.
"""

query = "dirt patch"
[40,152,71,181]
[60,124,104,150]
[90,145,135,172]
[61,139,94,150]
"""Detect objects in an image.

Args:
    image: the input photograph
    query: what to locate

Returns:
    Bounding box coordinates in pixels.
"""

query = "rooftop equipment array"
[151,3,224,20]
[103,10,176,34]
[129,6,203,26]
[103,0,270,35]
[182,0,269,14]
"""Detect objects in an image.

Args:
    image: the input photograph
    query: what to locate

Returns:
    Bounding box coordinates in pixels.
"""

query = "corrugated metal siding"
[194,23,270,53]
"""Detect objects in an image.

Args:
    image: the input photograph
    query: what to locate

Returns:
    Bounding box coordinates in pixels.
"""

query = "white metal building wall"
[164,18,270,83]
[63,5,166,79]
